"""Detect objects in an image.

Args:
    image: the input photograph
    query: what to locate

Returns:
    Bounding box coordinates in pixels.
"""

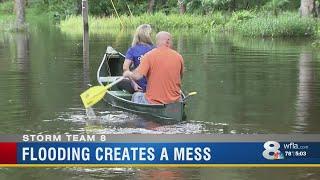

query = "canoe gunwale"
[103,92,181,120]
[106,90,184,108]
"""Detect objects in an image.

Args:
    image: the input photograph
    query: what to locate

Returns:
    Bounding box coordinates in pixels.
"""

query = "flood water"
[0,20,320,179]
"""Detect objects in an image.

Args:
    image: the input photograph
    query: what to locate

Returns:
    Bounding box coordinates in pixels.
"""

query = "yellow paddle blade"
[183,91,197,101]
[80,85,108,108]
[188,92,197,96]
[80,77,125,108]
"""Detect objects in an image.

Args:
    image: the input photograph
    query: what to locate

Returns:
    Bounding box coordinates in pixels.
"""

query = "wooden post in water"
[82,0,90,86]
[82,0,89,32]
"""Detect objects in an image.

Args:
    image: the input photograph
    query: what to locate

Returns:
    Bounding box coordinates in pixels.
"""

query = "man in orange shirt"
[123,31,184,104]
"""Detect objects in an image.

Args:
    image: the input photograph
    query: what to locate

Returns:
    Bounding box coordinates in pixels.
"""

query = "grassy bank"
[59,11,319,38]
[226,11,317,37]
[60,13,213,35]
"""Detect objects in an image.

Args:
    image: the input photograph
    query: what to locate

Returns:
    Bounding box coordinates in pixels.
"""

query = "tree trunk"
[147,0,155,14]
[15,0,25,28]
[178,0,186,14]
[229,0,236,12]
[300,0,316,17]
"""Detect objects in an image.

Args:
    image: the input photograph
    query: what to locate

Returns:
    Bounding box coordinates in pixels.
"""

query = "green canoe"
[97,47,186,122]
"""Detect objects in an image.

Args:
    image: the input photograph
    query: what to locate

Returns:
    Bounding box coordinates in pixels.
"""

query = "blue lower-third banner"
[10,142,319,164]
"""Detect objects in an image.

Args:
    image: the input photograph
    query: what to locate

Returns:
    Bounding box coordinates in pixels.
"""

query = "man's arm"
[123,70,143,81]
[123,53,150,80]
[123,59,132,72]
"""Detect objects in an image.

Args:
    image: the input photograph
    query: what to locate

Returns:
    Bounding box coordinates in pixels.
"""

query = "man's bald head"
[156,31,172,48]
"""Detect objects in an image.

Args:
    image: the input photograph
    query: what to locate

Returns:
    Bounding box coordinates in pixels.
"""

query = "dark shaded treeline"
[2,0,318,20]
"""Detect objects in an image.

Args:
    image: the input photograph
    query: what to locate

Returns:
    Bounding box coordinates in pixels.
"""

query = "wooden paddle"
[80,77,125,108]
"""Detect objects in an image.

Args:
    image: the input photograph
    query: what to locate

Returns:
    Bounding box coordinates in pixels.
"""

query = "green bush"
[210,12,228,25]
[229,10,255,23]
[231,12,317,37]
[0,1,14,14]
[27,0,79,20]
[262,0,289,16]
[0,1,15,31]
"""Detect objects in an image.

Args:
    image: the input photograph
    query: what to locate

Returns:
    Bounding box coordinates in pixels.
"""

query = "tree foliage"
[263,0,289,16]
[0,0,304,20]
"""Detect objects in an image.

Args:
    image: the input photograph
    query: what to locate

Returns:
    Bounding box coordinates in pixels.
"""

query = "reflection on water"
[16,33,29,72]
[82,18,90,87]
[1,24,320,179]
[85,107,97,119]
[1,167,320,180]
[52,107,267,135]
[294,52,313,133]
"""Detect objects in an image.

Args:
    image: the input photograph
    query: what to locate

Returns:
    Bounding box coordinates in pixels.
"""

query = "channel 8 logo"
[262,141,284,160]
